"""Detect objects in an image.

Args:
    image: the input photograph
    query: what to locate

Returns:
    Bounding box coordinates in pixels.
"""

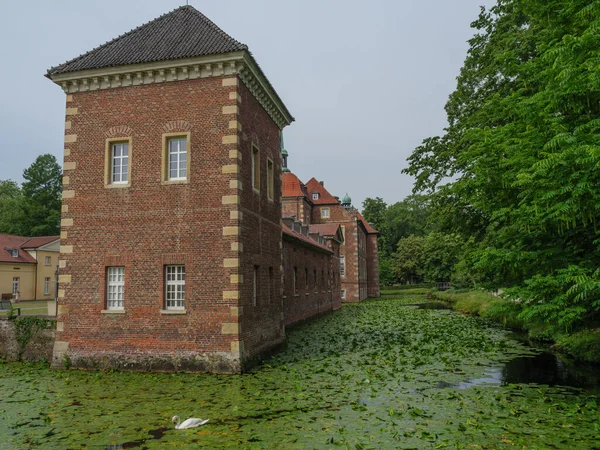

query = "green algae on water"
[1,290,598,449]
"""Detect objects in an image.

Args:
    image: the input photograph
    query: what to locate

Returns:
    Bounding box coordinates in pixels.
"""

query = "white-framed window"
[252,145,260,191]
[340,257,345,277]
[12,277,19,296]
[111,142,129,184]
[253,265,259,307]
[106,267,125,310]
[321,208,330,218]
[44,277,50,295]
[11,249,18,258]
[341,289,346,300]
[165,265,185,310]
[168,137,187,180]
[45,256,51,266]
[312,192,319,200]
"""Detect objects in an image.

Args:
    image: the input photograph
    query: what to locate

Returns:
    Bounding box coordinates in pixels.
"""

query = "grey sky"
[0,0,492,209]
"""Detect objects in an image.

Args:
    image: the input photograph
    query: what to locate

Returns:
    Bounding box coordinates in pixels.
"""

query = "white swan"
[171,415,209,430]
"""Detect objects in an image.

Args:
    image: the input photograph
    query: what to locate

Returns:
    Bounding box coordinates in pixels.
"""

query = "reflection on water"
[441,351,600,391]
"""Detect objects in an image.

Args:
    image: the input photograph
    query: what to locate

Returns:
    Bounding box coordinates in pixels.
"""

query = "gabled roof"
[308,224,344,244]
[47,6,247,76]
[356,212,379,235]
[305,178,339,205]
[282,172,309,199]
[0,235,36,264]
[21,236,60,249]
[0,234,60,264]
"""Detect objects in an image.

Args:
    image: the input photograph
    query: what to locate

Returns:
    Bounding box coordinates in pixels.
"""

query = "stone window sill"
[101,309,125,314]
[160,309,187,315]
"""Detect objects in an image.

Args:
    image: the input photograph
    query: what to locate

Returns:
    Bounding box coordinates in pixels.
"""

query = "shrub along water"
[433,289,600,363]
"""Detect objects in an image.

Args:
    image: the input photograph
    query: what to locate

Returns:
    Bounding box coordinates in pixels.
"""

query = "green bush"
[556,329,600,363]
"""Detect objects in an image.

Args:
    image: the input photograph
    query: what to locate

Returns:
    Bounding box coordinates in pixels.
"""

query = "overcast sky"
[0,0,492,209]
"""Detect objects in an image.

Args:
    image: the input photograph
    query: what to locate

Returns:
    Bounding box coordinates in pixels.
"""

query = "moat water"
[1,290,598,448]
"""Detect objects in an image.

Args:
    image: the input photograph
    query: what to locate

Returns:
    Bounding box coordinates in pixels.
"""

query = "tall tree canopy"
[0,154,62,236]
[403,0,600,332]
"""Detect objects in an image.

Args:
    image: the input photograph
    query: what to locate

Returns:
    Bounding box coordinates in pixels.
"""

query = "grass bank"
[432,289,600,364]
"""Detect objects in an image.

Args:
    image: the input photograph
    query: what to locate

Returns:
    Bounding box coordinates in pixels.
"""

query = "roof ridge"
[48,5,248,76]
[47,6,185,75]
[185,6,247,51]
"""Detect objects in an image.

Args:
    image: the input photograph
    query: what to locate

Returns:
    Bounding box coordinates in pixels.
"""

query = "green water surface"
[1,290,598,449]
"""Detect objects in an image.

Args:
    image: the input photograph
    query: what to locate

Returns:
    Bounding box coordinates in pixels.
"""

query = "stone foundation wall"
[0,316,56,362]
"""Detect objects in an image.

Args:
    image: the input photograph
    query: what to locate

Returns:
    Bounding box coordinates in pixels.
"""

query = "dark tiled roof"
[305,178,339,205]
[47,6,247,76]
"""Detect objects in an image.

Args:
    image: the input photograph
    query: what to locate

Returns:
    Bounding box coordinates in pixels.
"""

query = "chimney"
[319,181,324,186]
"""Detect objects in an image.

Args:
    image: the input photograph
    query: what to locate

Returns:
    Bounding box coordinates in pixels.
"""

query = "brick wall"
[55,75,281,373]
[367,234,380,298]
[236,81,285,363]
[282,234,340,326]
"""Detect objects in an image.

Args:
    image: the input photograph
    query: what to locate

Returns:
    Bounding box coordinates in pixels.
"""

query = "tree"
[0,180,26,235]
[362,197,387,233]
[21,154,62,236]
[422,233,463,282]
[393,235,425,284]
[0,154,62,237]
[403,0,600,331]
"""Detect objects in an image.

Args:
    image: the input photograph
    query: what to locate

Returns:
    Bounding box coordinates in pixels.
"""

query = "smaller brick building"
[282,168,379,303]
[282,219,343,326]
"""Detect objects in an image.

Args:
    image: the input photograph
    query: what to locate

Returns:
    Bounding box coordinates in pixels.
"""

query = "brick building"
[281,160,379,302]
[47,6,294,372]
[47,6,377,373]
[281,219,343,326]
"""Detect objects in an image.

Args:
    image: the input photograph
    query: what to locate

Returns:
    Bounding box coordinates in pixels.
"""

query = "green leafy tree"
[403,0,600,331]
[21,154,62,236]
[393,235,425,284]
[0,180,26,235]
[422,233,463,282]
[0,154,62,237]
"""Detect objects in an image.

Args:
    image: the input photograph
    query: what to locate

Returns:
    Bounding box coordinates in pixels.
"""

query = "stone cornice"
[48,51,294,129]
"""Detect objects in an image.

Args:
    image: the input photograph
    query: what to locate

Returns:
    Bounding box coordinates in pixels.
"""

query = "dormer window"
[11,249,18,258]
[312,193,319,200]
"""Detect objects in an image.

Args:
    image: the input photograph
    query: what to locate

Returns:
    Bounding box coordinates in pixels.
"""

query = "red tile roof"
[308,223,340,237]
[282,224,332,253]
[0,234,60,264]
[309,224,343,244]
[305,178,339,205]
[282,172,309,199]
[21,236,60,249]
[356,212,379,234]
[0,235,37,264]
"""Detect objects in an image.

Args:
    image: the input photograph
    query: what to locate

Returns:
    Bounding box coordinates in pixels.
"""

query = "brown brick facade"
[281,221,341,326]
[54,74,285,372]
